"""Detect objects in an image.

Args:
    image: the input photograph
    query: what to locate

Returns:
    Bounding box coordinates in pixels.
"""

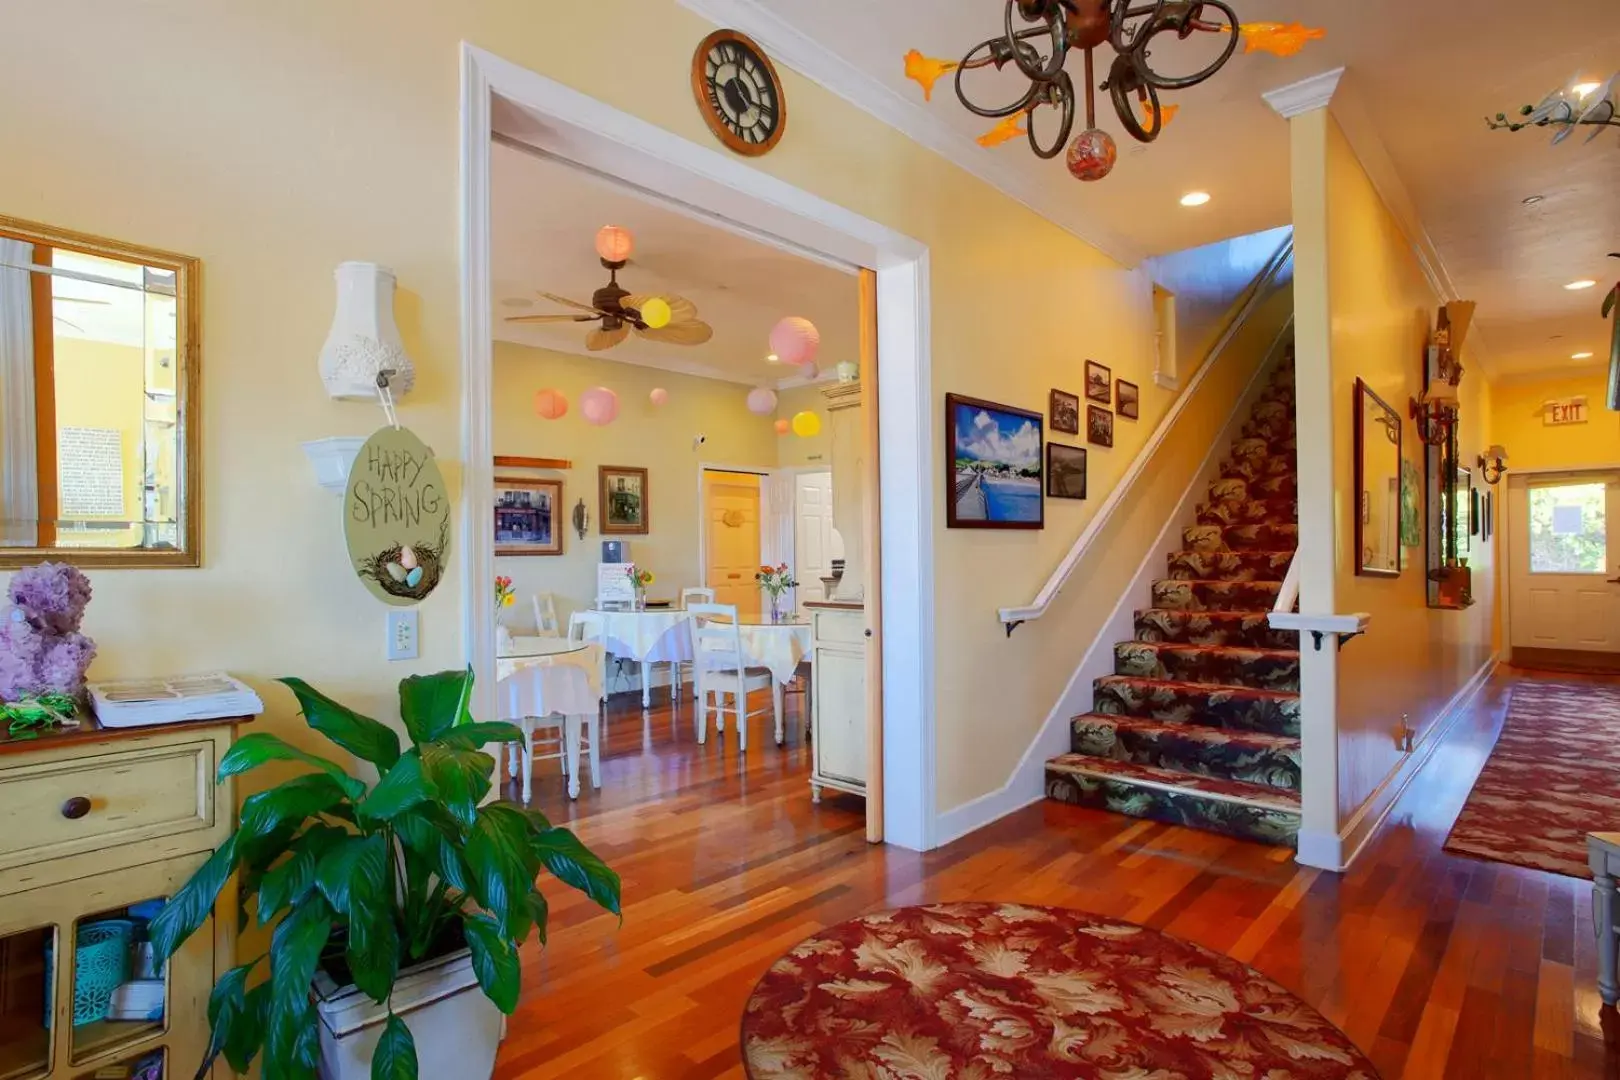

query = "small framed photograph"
[1049,389,1080,435]
[1046,443,1087,500]
[1087,405,1114,448]
[494,477,563,556]
[1116,379,1140,420]
[1085,360,1112,404]
[599,465,649,535]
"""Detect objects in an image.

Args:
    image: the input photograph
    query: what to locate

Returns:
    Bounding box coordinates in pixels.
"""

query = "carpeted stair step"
[1113,641,1300,692]
[1045,754,1301,847]
[1167,550,1294,582]
[1151,578,1283,612]
[1069,714,1302,792]
[1206,476,1297,505]
[1196,499,1299,527]
[1183,523,1299,553]
[1220,456,1297,484]
[1093,675,1300,737]
[1135,609,1299,650]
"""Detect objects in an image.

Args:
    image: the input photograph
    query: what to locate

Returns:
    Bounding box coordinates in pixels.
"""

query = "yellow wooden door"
[705,472,762,618]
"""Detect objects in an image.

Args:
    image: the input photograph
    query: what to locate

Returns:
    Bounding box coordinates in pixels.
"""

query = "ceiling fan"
[505,225,713,351]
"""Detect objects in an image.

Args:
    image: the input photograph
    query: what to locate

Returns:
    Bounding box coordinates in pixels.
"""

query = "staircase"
[1045,357,1302,847]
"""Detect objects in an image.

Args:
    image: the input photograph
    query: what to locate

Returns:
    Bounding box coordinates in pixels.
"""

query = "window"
[1529,482,1606,573]
[1151,284,1177,389]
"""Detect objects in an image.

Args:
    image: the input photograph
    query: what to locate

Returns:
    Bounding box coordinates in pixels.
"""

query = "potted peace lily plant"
[148,669,620,1080]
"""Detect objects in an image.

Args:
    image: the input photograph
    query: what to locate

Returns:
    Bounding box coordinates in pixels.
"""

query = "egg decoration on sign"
[746,387,778,416]
[649,387,669,407]
[344,425,451,607]
[534,388,569,420]
[774,419,790,436]
[580,386,620,426]
[770,317,821,367]
[385,545,425,590]
[791,411,822,438]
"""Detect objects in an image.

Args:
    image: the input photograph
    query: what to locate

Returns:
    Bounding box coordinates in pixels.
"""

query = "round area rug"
[741,902,1377,1079]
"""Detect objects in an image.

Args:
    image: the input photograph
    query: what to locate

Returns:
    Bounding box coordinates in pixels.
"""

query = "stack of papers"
[89,673,263,729]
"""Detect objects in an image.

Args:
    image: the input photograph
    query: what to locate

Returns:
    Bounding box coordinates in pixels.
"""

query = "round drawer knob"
[61,796,92,820]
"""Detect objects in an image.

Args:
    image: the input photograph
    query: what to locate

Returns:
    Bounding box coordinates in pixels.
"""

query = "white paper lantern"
[746,387,778,416]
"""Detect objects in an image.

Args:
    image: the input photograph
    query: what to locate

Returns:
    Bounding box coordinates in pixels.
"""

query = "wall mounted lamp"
[1409,385,1459,447]
[1478,445,1509,485]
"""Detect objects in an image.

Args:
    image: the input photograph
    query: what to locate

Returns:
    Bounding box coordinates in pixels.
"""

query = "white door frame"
[459,44,937,850]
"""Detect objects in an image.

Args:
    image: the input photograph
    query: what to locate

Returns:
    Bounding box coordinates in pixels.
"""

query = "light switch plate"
[386,609,419,661]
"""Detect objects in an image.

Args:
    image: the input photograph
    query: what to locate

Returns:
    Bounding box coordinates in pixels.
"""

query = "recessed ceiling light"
[765,353,780,363]
[1566,279,1598,290]
[1574,81,1602,97]
[1179,191,1212,207]
[1573,351,1595,360]
[1522,194,1545,206]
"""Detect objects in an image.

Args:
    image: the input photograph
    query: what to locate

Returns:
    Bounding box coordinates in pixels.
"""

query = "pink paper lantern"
[580,386,620,426]
[770,317,821,367]
[746,387,778,416]
[533,388,568,420]
[649,387,669,407]
[774,418,790,436]
[595,225,634,263]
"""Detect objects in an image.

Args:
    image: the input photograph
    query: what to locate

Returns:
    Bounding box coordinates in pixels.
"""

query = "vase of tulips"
[625,564,654,610]
[494,575,516,651]
[755,563,798,623]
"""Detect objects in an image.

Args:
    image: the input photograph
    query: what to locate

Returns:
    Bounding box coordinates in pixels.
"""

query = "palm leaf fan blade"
[623,294,699,324]
[538,291,606,315]
[636,319,713,346]
[586,324,630,351]
[503,314,597,324]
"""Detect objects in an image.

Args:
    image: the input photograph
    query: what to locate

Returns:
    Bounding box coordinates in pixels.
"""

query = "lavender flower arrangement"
[0,563,96,731]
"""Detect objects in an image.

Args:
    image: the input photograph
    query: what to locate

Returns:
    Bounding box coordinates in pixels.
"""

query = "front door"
[1509,473,1620,653]
[704,471,762,618]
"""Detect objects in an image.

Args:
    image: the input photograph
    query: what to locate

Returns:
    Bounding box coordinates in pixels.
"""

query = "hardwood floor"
[497,668,1620,1079]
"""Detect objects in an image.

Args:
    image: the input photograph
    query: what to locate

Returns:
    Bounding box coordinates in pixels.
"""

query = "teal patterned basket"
[44,918,135,1027]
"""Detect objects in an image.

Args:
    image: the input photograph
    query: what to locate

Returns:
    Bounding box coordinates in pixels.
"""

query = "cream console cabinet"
[808,603,868,802]
[0,718,246,1080]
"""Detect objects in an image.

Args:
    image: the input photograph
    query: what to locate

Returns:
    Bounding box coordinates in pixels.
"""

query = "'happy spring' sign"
[344,426,451,606]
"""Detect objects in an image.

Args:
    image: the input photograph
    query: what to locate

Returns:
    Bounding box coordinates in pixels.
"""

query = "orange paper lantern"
[595,225,634,263]
[774,419,790,435]
[533,388,568,420]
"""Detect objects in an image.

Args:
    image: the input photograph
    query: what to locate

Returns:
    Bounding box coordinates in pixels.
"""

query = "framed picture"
[1085,360,1112,404]
[599,465,650,535]
[1087,405,1114,448]
[1116,379,1140,420]
[1046,443,1087,500]
[1485,490,1494,540]
[946,393,1043,529]
[1049,389,1080,435]
[494,477,563,556]
[1470,485,1481,537]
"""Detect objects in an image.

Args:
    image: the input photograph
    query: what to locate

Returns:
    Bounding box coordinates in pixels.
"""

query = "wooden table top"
[0,712,255,756]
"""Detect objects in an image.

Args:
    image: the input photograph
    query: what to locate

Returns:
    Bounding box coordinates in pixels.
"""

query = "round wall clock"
[691,29,786,157]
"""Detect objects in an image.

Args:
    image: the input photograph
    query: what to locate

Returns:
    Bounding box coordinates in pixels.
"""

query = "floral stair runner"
[1046,358,1302,847]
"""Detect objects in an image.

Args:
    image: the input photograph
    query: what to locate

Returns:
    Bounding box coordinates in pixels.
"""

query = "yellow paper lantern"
[640,297,672,329]
[791,410,821,438]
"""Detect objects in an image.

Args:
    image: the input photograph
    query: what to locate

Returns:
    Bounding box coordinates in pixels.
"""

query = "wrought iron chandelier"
[951,0,1240,181]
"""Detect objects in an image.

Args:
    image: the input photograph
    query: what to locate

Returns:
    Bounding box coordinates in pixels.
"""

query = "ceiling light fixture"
[1488,74,1618,146]
[1574,351,1595,359]
[765,353,780,363]
[1180,191,1212,207]
[927,0,1242,183]
[1567,279,1598,291]
[1574,81,1602,97]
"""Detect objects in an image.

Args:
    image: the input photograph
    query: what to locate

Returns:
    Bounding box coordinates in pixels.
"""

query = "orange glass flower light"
[1230,22,1326,58]
[976,114,1028,148]
[903,50,959,102]
[1141,100,1179,130]
[594,224,634,263]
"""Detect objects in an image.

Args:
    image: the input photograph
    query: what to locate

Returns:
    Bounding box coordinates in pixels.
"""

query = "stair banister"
[999,238,1295,636]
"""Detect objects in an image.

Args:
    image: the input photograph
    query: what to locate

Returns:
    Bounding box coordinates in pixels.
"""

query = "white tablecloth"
[735,622,813,683]
[570,610,693,664]
[497,637,604,699]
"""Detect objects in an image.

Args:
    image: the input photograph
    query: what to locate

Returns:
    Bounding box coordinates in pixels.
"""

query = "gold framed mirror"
[0,215,199,567]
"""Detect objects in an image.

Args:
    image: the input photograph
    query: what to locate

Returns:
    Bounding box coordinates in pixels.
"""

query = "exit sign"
[1544,396,1589,426]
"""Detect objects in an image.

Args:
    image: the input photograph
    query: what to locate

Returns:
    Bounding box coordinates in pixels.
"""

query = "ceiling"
[491,138,859,388]
[721,0,1619,379]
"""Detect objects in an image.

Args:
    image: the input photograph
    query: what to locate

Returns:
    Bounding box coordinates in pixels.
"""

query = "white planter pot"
[312,949,501,1080]
[317,261,415,401]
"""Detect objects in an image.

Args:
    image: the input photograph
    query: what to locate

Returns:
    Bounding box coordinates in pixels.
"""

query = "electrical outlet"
[386,609,419,661]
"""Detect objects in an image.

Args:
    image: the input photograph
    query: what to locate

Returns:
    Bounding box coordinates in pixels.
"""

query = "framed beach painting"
[946,393,1043,529]
[1085,360,1112,404]
[599,465,649,535]
[494,477,563,556]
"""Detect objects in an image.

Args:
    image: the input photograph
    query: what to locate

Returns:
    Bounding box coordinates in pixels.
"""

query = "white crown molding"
[675,0,1145,268]
[1262,67,1345,119]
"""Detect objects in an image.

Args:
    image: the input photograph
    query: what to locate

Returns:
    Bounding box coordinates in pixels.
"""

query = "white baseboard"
[1296,653,1498,871]
[932,334,1291,848]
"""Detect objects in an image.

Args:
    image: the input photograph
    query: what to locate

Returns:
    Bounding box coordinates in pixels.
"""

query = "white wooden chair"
[689,602,780,754]
[531,593,562,637]
[675,588,716,697]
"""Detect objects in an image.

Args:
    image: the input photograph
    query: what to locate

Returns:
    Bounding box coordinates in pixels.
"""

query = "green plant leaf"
[370,1013,418,1080]
[534,826,622,917]
[257,824,350,924]
[398,668,474,747]
[462,912,521,1014]
[225,981,272,1074]
[198,961,252,1076]
[316,834,399,1003]
[279,677,402,770]
[395,808,471,894]
[436,721,524,751]
[240,773,353,844]
[149,834,237,961]
[218,732,366,799]
[266,897,332,1078]
[465,803,540,940]
[359,749,436,822]
[526,889,549,948]
[419,742,494,828]
[314,833,389,917]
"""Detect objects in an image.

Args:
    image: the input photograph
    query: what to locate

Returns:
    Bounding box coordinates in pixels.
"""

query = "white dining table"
[570,608,694,708]
[495,637,602,801]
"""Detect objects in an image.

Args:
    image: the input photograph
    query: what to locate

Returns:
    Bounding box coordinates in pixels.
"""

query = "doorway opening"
[1505,469,1620,674]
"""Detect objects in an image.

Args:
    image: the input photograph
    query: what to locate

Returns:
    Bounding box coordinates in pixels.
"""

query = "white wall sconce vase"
[318,262,416,401]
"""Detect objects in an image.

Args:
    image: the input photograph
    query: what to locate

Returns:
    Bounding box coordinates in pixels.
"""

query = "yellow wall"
[1493,370,1620,472]
[492,342,778,624]
[0,0,1272,819]
[52,338,146,548]
[1316,116,1497,824]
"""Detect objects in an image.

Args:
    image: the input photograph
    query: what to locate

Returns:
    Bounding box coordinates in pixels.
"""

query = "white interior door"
[1509,473,1620,652]
[794,471,837,615]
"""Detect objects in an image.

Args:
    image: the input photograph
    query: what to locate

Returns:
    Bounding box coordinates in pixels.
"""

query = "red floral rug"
[1444,680,1620,878]
[740,903,1377,1078]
